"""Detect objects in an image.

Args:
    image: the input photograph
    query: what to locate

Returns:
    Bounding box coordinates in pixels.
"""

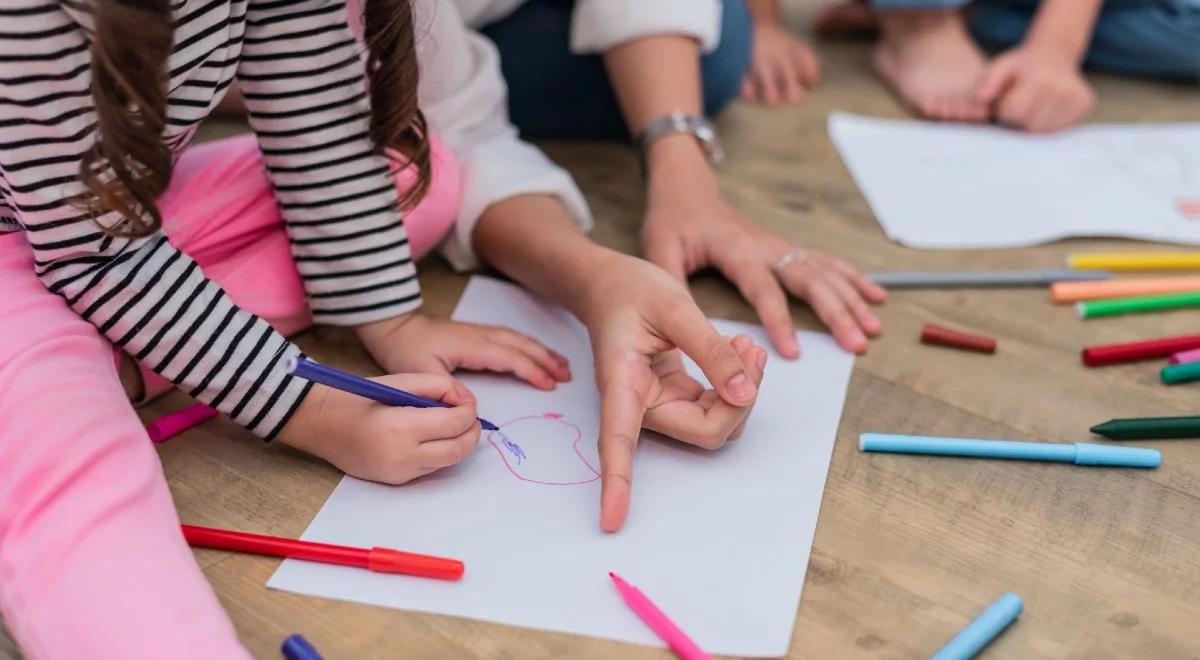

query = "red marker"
[920,323,996,354]
[181,525,464,580]
[1081,332,1200,367]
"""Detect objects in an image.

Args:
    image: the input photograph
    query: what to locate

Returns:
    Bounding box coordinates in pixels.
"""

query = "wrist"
[645,134,720,202]
[1022,35,1085,66]
[277,382,331,450]
[353,312,421,357]
[568,246,631,324]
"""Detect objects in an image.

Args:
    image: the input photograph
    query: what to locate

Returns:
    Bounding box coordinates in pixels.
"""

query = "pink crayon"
[145,403,218,444]
[1168,348,1200,366]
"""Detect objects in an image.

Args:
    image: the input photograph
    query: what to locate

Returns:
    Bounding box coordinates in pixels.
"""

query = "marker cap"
[1073,443,1161,469]
[367,547,465,580]
[282,634,322,660]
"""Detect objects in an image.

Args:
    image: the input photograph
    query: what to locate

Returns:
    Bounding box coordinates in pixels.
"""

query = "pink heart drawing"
[487,413,600,486]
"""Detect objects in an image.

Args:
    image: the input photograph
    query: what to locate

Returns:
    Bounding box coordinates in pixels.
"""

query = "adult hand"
[577,253,767,532]
[976,43,1094,133]
[641,145,885,358]
[742,22,822,105]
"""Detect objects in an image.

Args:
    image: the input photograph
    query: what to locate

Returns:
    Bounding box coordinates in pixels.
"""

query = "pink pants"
[0,134,459,659]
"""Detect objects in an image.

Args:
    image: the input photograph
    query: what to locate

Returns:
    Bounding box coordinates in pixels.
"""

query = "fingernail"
[757,350,768,371]
[726,372,757,402]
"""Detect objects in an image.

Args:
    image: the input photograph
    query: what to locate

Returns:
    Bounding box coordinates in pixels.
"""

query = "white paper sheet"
[828,112,1200,248]
[268,276,853,657]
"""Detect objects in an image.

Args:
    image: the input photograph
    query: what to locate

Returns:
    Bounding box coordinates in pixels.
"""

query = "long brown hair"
[81,0,430,238]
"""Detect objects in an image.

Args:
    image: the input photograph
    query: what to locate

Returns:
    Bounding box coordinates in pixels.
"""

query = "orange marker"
[1050,276,1200,303]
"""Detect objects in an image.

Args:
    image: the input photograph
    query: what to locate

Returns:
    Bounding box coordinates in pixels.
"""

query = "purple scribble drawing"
[487,413,600,486]
[496,431,527,464]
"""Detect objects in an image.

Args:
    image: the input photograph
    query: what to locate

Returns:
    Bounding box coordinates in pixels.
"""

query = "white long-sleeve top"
[453,0,723,54]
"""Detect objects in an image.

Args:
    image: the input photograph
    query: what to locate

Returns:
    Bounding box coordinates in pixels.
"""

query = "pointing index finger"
[596,361,649,533]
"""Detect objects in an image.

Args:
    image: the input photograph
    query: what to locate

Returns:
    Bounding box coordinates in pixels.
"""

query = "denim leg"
[701,0,754,117]
[1086,1,1200,80]
[967,0,1037,51]
[481,0,755,141]
[871,0,972,11]
[971,0,1200,81]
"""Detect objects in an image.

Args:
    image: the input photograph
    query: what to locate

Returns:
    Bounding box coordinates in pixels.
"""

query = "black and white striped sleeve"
[2,9,311,441]
[239,0,421,325]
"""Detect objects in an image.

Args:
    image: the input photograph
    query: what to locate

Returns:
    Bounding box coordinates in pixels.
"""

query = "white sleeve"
[414,0,593,271]
[569,0,723,54]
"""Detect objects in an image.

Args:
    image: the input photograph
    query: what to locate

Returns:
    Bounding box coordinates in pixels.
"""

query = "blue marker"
[859,434,1160,469]
[288,356,499,431]
[932,593,1023,660]
[282,633,322,660]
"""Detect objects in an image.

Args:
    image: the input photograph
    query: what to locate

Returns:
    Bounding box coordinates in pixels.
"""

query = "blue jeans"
[872,0,1200,81]
[479,0,754,140]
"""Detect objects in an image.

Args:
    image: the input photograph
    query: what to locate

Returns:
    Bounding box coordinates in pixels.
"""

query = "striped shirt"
[0,0,421,439]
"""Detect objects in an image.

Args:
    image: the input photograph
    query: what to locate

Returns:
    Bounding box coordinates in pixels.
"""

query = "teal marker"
[932,593,1023,660]
[859,434,1160,468]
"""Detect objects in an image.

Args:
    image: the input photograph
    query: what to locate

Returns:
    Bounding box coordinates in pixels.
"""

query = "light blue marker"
[932,593,1023,660]
[859,434,1160,469]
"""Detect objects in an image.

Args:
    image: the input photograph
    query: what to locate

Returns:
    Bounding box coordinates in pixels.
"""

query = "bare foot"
[812,2,879,39]
[873,11,989,121]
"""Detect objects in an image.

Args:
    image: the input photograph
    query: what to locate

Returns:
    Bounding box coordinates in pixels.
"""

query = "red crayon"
[181,524,464,581]
[1082,333,1200,367]
[920,323,997,354]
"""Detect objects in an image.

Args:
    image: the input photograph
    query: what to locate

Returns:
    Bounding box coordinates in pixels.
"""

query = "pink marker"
[1168,347,1200,366]
[609,572,712,660]
[145,403,219,443]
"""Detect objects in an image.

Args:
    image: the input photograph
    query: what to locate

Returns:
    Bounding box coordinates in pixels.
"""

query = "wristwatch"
[634,111,725,167]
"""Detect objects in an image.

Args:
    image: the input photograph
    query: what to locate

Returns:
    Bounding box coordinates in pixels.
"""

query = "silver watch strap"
[634,111,725,166]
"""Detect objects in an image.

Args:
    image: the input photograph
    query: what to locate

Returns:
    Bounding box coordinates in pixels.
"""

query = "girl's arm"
[4,15,309,441]
[239,1,423,328]
[1022,0,1103,64]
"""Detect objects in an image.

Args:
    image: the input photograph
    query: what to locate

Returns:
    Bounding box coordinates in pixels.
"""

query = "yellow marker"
[1068,253,1200,271]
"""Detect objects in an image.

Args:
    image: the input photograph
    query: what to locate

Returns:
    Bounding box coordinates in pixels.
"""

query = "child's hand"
[741,23,821,105]
[355,314,572,391]
[976,44,1094,133]
[278,373,481,485]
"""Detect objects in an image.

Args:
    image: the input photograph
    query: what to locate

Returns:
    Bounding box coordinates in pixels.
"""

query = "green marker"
[1091,416,1200,439]
[1076,290,1200,319]
[1161,361,1200,385]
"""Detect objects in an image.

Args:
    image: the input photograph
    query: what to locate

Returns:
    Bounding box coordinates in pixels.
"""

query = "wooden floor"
[5,11,1200,660]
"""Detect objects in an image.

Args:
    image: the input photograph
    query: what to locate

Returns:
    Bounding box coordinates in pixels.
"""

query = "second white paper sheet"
[829,112,1200,248]
[268,276,853,657]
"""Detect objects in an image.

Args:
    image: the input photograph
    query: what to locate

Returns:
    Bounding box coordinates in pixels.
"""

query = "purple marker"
[288,357,499,431]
